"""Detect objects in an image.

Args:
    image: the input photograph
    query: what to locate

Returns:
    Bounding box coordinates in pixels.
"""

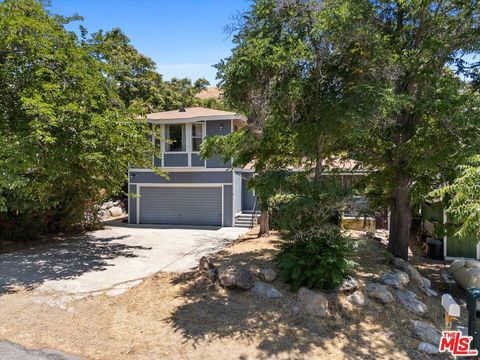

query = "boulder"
[218,265,254,290]
[251,281,283,299]
[417,342,439,355]
[290,304,301,315]
[412,320,441,345]
[379,271,409,289]
[421,286,439,297]
[297,287,330,317]
[100,201,113,210]
[394,290,427,316]
[346,290,367,307]
[199,256,215,271]
[258,268,277,283]
[422,277,431,288]
[98,210,110,220]
[336,276,358,292]
[449,260,480,290]
[419,276,438,297]
[393,258,424,288]
[205,268,218,283]
[364,283,394,304]
[109,206,123,217]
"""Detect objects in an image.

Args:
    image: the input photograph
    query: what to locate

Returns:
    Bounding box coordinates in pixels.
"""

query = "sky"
[49,0,252,85]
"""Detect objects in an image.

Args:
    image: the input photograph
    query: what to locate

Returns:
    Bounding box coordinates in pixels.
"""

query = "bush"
[270,184,357,291]
[275,227,357,291]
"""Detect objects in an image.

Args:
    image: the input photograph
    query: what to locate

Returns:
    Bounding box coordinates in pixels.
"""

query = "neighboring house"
[422,201,479,260]
[128,107,257,227]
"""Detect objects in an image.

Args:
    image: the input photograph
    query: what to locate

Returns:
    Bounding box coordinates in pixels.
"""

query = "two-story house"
[128,107,257,227]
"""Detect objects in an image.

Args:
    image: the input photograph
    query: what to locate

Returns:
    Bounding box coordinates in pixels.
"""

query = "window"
[165,124,185,152]
[192,123,204,152]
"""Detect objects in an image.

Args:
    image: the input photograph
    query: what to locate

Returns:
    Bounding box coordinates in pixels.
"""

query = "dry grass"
[0,230,454,359]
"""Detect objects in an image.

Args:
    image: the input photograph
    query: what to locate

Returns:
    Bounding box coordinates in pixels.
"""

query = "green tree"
[325,0,480,259]
[163,77,210,110]
[87,28,168,114]
[0,0,155,239]
[201,0,359,289]
[207,0,480,261]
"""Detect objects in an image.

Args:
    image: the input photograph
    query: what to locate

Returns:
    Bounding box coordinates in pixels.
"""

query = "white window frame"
[191,121,206,154]
[164,123,187,153]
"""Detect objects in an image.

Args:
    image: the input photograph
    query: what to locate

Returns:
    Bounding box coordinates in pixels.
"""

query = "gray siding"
[153,156,162,167]
[223,185,233,227]
[206,120,231,168]
[130,171,232,184]
[233,171,242,215]
[242,174,256,211]
[128,184,137,224]
[207,155,231,168]
[164,153,188,167]
[191,153,205,167]
[139,187,222,225]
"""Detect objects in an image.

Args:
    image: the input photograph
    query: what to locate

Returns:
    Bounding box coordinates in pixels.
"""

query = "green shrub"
[270,184,357,291]
[275,227,357,291]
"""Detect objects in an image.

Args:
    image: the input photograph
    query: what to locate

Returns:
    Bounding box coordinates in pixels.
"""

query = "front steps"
[235,211,261,228]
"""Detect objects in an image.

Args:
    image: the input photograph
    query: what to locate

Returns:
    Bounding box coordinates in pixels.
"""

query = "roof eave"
[147,114,247,124]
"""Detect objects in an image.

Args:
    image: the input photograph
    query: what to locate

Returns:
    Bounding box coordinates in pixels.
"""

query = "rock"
[205,268,218,282]
[393,258,424,288]
[379,271,409,289]
[420,277,438,297]
[98,209,110,220]
[412,320,441,345]
[297,287,330,317]
[422,287,438,297]
[109,206,123,217]
[258,268,277,283]
[418,342,439,354]
[364,283,395,304]
[346,290,367,307]
[422,277,431,288]
[291,304,301,315]
[218,265,254,290]
[336,276,358,292]
[100,202,111,210]
[394,290,427,316]
[251,281,283,299]
[199,256,215,271]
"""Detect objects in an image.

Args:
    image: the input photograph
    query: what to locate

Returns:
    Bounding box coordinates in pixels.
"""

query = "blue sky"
[49,0,252,85]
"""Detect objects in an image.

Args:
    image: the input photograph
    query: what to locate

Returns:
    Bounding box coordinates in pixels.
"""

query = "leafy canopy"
[0,0,215,239]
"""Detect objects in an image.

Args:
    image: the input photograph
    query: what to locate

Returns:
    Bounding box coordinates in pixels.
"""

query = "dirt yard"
[0,230,456,359]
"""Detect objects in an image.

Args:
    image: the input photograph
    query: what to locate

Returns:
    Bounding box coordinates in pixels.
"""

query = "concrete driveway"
[0,221,247,297]
[0,340,84,360]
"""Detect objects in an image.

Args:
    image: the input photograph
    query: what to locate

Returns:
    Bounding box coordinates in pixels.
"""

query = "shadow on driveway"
[0,234,151,294]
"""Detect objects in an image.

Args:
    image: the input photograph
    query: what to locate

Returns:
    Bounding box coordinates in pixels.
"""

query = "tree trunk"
[388,178,412,260]
[258,211,269,237]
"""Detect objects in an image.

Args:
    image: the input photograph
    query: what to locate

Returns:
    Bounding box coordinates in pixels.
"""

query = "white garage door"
[139,186,222,225]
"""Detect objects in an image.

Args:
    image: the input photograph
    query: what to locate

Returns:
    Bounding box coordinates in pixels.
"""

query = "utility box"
[467,288,480,351]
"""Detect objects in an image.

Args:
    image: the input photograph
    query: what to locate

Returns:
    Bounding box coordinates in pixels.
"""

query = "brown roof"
[195,87,221,100]
[146,107,246,122]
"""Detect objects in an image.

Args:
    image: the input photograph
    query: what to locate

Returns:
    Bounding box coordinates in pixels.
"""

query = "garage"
[138,186,222,225]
